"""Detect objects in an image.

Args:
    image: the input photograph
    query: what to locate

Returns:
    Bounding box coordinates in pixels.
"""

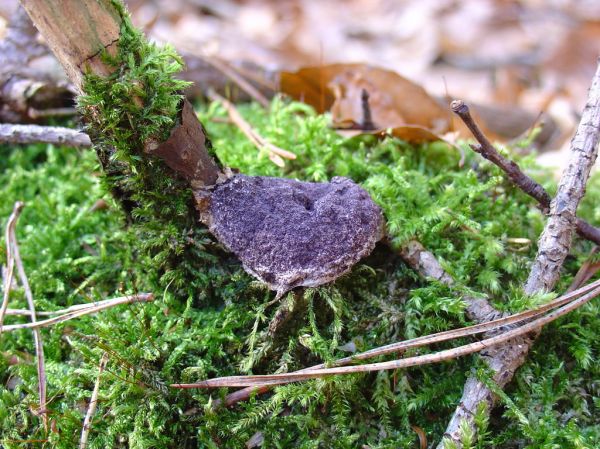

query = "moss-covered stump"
[1,99,599,448]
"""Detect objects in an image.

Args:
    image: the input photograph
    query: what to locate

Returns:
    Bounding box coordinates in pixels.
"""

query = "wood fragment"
[0,5,73,123]
[440,59,600,448]
[0,123,91,148]
[181,49,270,108]
[79,352,109,449]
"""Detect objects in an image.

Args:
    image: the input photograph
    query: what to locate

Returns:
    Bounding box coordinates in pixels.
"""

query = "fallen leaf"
[279,64,452,133]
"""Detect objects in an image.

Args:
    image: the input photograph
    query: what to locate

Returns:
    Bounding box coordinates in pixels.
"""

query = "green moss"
[1,97,599,448]
[78,1,224,302]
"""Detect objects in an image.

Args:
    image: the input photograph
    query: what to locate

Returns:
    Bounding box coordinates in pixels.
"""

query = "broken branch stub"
[202,175,384,294]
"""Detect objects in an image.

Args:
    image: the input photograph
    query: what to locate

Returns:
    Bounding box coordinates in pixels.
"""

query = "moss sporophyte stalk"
[1,5,599,448]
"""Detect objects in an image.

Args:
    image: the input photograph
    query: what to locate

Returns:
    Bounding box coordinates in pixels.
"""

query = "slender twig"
[189,52,270,108]
[1,293,154,332]
[79,352,109,449]
[441,60,600,448]
[173,278,600,390]
[8,203,48,429]
[451,99,600,246]
[173,284,600,388]
[5,295,151,316]
[0,123,91,148]
[207,88,296,167]
[0,202,24,335]
[28,107,77,119]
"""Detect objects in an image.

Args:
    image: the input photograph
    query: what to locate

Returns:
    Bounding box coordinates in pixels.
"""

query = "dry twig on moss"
[1,294,154,332]
[451,99,600,246]
[0,123,91,148]
[79,352,109,449]
[440,59,600,448]
[207,88,296,167]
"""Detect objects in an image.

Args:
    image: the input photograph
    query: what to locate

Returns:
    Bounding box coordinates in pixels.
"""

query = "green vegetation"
[1,98,599,448]
[1,3,598,446]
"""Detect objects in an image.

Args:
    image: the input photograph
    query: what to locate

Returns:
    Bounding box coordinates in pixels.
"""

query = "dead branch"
[21,0,222,188]
[79,352,109,449]
[180,49,270,108]
[451,99,600,246]
[1,293,154,332]
[399,240,502,323]
[8,202,48,429]
[0,123,91,148]
[207,88,296,167]
[440,60,600,448]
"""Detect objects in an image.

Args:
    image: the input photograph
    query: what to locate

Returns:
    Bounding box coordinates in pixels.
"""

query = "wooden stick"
[0,123,91,148]
[79,352,109,449]
[207,88,296,167]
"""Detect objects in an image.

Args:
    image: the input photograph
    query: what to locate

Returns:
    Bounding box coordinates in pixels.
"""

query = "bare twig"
[0,123,91,148]
[207,88,296,167]
[172,284,600,388]
[0,5,73,123]
[5,295,148,317]
[79,352,109,449]
[441,60,600,448]
[0,202,24,335]
[27,107,77,119]
[8,203,48,429]
[1,293,154,332]
[451,99,600,246]
[399,240,502,323]
[184,51,270,108]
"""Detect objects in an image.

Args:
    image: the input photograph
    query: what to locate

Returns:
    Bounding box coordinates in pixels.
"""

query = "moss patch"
[1,97,599,448]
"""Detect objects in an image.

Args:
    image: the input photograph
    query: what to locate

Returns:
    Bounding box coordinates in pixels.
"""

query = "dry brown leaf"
[279,64,452,133]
